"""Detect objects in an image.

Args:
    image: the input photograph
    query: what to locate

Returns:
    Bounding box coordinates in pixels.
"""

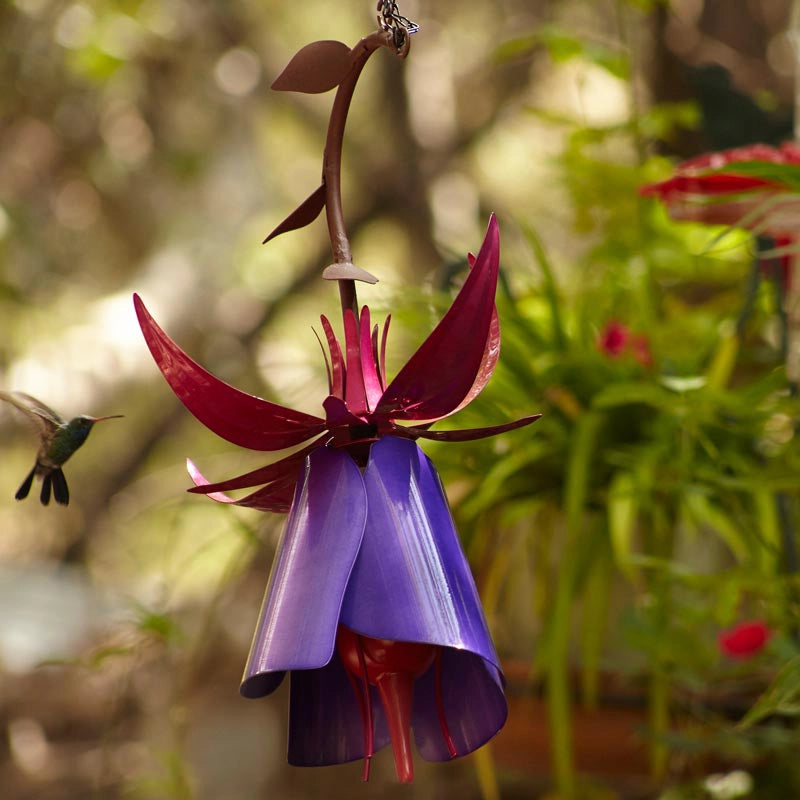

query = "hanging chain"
[377,1,419,48]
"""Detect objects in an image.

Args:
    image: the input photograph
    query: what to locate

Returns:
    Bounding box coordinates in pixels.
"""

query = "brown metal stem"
[323,29,404,318]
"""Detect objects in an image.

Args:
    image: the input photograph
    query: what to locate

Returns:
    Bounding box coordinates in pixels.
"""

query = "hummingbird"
[0,391,123,506]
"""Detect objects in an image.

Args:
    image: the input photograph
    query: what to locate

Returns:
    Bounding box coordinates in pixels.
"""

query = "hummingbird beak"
[90,415,124,423]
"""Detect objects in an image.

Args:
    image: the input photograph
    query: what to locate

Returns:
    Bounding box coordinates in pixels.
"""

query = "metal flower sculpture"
[135,4,539,783]
[640,142,800,236]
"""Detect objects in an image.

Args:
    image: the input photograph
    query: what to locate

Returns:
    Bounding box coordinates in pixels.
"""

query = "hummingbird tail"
[52,469,69,506]
[15,467,35,501]
[40,473,52,505]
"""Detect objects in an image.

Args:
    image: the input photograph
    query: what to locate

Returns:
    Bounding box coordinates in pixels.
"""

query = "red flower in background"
[597,320,652,367]
[641,142,800,236]
[642,143,800,292]
[718,620,772,660]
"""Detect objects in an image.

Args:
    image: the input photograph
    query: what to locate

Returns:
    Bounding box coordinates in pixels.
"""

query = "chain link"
[376,0,419,47]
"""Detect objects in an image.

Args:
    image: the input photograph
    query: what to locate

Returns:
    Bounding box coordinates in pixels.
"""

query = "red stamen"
[336,625,437,783]
[434,649,458,758]
[342,649,373,782]
[356,635,374,781]
[375,671,415,783]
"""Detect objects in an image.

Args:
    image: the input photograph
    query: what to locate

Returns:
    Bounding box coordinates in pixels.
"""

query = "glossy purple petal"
[413,648,506,761]
[288,652,391,766]
[376,215,500,421]
[240,446,367,698]
[339,436,500,670]
[134,295,327,450]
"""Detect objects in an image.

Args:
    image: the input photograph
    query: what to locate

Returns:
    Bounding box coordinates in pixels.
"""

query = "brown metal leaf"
[262,184,326,244]
[271,40,353,94]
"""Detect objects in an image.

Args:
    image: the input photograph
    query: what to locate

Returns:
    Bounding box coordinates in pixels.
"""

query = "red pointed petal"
[187,459,237,503]
[343,308,368,416]
[188,459,297,512]
[376,215,500,421]
[187,435,327,494]
[371,324,382,390]
[228,478,298,512]
[360,307,383,411]
[380,315,391,390]
[389,414,541,441]
[320,315,346,400]
[134,295,326,450]
[313,328,333,395]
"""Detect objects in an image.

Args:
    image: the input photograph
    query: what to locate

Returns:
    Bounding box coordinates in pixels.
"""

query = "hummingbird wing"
[0,391,66,435]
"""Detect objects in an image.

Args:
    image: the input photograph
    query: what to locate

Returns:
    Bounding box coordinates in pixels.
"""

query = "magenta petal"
[187,459,238,503]
[187,436,327,494]
[359,307,383,411]
[343,309,368,416]
[451,305,500,415]
[389,414,541,442]
[228,478,299,513]
[187,459,299,513]
[376,215,500,421]
[240,446,367,698]
[134,295,327,451]
[320,315,346,400]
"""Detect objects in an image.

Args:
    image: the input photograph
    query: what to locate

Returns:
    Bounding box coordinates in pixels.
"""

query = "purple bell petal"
[134,294,327,451]
[375,215,500,422]
[288,652,391,766]
[241,446,367,698]
[412,647,506,761]
[339,436,500,670]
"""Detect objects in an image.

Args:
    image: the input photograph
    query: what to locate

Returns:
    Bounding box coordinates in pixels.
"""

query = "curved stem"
[323,30,399,318]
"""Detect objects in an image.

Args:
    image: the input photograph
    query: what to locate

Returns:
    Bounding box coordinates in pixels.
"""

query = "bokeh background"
[2,1,799,798]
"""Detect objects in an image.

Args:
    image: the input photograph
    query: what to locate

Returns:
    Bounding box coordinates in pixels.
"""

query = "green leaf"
[705,322,739,390]
[518,220,567,350]
[683,491,752,562]
[579,530,612,709]
[608,471,638,576]
[592,381,678,412]
[738,655,800,729]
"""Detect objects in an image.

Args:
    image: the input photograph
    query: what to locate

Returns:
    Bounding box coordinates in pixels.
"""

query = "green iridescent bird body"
[0,391,122,506]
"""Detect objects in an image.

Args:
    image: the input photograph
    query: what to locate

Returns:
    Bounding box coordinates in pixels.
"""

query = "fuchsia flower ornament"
[135,3,539,783]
